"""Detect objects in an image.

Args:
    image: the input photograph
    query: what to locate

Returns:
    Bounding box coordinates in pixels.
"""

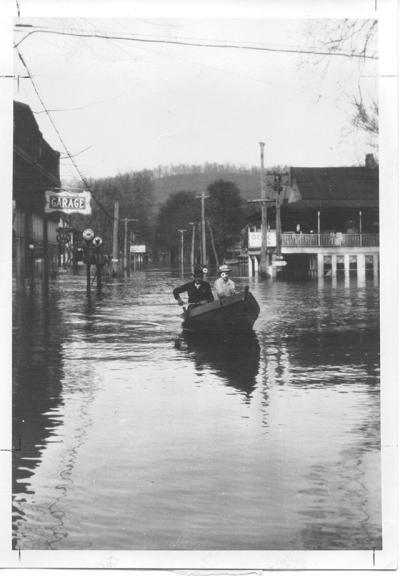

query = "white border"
[0,0,398,570]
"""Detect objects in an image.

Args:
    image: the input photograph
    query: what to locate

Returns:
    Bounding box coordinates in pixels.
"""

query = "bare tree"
[304,19,378,141]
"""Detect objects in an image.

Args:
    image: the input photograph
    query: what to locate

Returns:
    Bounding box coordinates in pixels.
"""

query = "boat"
[181,287,260,334]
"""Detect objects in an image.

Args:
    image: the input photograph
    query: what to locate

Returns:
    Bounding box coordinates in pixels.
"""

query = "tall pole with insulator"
[189,222,195,271]
[274,174,282,258]
[259,142,268,277]
[196,191,208,266]
[112,199,119,277]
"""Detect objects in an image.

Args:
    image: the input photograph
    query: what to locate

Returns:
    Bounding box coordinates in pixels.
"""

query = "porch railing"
[248,231,379,249]
[281,233,379,247]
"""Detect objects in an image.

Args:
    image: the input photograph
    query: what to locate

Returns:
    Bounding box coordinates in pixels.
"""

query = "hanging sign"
[44,190,92,215]
[130,244,146,253]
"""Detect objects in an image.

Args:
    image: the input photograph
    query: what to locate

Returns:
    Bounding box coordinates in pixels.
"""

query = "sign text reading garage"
[45,190,92,215]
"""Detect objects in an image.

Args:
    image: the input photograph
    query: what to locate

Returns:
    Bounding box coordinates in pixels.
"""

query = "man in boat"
[214,264,236,299]
[173,266,214,308]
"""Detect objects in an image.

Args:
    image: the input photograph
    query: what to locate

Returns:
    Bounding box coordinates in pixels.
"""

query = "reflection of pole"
[189,222,195,271]
[112,200,119,276]
[259,142,267,277]
[178,229,186,276]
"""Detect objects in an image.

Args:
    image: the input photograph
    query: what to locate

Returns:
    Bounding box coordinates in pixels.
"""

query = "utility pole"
[112,199,119,277]
[122,217,138,276]
[196,191,208,266]
[189,222,195,271]
[259,142,268,277]
[273,174,283,258]
[207,219,219,268]
[177,229,186,276]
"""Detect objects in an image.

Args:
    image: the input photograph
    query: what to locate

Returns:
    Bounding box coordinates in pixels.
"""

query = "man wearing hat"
[214,264,236,299]
[173,266,214,308]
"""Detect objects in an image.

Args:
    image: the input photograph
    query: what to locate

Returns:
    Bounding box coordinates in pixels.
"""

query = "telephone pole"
[112,199,119,277]
[177,229,186,276]
[259,142,268,277]
[189,222,195,271]
[274,174,283,258]
[122,217,138,276]
[196,191,208,265]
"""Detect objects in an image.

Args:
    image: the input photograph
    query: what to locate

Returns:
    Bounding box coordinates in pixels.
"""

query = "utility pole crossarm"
[248,199,275,205]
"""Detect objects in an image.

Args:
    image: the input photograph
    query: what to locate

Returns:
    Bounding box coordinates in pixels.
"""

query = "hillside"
[152,170,262,208]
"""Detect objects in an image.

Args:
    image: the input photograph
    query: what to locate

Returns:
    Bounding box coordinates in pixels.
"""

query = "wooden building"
[246,158,379,279]
[13,101,61,287]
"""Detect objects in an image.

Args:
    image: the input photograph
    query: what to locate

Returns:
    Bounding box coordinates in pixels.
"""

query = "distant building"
[246,157,379,279]
[13,100,61,286]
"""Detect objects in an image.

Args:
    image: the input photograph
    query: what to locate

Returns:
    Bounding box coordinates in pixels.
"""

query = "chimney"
[365,153,377,169]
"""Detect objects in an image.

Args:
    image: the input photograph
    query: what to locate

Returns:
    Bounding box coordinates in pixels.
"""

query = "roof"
[13,100,60,190]
[289,166,379,209]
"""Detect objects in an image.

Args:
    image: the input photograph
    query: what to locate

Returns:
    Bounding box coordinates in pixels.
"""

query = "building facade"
[13,100,61,287]
[246,157,379,279]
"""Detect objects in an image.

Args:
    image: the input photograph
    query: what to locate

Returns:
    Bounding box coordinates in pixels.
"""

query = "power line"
[13,27,378,60]
[16,47,114,221]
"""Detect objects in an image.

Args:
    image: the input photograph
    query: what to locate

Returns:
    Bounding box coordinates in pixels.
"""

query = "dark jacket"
[173,280,214,304]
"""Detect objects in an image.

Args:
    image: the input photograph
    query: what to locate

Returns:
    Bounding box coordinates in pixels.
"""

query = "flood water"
[12,268,381,550]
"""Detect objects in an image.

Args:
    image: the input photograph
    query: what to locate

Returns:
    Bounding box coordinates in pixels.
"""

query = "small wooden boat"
[181,287,260,334]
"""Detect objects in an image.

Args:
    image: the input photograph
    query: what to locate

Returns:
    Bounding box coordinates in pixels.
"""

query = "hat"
[219,264,231,273]
[193,265,204,277]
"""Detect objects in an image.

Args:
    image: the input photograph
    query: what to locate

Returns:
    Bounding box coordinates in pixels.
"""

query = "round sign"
[92,236,103,247]
[82,228,94,241]
[57,233,71,243]
[202,266,208,274]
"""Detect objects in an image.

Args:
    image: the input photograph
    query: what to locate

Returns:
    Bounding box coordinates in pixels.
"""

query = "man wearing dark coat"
[173,267,214,308]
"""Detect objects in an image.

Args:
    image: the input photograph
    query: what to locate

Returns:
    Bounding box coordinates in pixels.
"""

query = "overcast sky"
[11,15,379,181]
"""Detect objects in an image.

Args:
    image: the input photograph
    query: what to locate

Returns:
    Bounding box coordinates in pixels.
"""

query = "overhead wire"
[15,47,114,222]
[13,26,378,60]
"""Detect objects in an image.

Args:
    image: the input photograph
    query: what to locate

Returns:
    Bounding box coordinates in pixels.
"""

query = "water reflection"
[12,289,65,546]
[11,270,381,550]
[175,332,260,401]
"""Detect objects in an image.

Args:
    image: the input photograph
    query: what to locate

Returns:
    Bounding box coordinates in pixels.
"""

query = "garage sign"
[45,190,92,215]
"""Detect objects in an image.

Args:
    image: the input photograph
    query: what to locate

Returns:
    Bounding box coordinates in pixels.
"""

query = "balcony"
[248,230,379,250]
[281,232,379,247]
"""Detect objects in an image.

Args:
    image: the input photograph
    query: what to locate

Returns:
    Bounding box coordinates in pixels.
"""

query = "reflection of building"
[12,289,65,548]
[13,100,61,286]
[246,156,379,279]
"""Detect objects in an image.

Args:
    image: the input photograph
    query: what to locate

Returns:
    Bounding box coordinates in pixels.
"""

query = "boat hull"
[182,290,260,334]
